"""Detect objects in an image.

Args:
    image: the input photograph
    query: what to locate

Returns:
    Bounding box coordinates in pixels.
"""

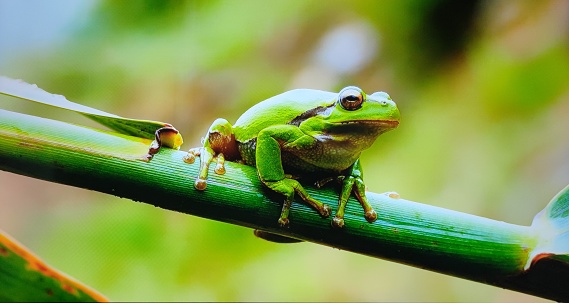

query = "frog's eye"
[338,86,365,111]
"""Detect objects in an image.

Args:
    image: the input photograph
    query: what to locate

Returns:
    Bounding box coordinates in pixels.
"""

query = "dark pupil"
[345,95,359,102]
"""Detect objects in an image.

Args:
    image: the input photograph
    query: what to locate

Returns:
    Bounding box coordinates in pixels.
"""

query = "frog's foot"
[278,217,290,227]
[364,209,378,223]
[332,216,345,228]
[143,126,183,162]
[183,146,227,191]
[264,178,331,227]
[333,171,377,228]
[182,147,200,164]
[193,178,207,191]
[332,202,376,228]
[353,178,377,224]
[183,118,238,190]
[213,153,226,175]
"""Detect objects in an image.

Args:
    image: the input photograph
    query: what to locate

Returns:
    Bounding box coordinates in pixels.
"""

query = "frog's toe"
[194,178,207,191]
[183,153,196,164]
[365,209,378,223]
[320,204,332,218]
[278,217,290,227]
[214,162,226,174]
[331,216,345,228]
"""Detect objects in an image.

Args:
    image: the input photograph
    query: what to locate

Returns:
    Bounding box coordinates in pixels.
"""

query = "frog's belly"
[280,146,359,175]
[280,152,345,176]
[237,138,359,175]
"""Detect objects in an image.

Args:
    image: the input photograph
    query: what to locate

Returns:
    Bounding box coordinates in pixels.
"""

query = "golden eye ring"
[338,86,364,111]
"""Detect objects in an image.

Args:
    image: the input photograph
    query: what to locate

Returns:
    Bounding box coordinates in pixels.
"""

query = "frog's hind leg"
[263,178,331,226]
[256,126,331,226]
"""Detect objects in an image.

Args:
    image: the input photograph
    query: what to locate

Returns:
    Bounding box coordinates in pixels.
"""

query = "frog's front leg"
[256,125,332,226]
[332,159,377,228]
[183,118,239,190]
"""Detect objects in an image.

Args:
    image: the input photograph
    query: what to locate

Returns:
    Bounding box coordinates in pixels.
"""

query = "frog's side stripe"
[288,104,335,127]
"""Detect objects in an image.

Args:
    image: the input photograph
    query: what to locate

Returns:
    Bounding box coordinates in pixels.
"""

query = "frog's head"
[298,86,400,151]
[329,86,400,128]
[318,86,400,136]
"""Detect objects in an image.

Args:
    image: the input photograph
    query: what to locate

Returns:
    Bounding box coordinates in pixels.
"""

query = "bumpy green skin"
[184,86,400,228]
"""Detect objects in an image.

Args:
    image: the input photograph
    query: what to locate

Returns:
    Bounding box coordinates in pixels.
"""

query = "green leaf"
[0,76,183,147]
[0,230,107,302]
[527,185,569,269]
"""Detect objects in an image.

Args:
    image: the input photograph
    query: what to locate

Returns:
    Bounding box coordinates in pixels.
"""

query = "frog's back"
[233,89,336,141]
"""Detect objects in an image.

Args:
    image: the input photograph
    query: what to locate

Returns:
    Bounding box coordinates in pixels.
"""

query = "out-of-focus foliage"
[0,230,107,302]
[0,0,567,301]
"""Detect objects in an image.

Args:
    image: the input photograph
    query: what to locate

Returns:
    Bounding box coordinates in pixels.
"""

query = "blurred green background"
[1,0,568,301]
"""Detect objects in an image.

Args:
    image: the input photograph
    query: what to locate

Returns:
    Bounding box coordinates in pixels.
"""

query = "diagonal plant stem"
[0,108,568,301]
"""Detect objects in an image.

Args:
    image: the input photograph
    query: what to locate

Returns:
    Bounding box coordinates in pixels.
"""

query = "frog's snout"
[383,100,401,122]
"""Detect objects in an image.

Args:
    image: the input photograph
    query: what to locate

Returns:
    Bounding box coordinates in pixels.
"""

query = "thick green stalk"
[0,109,567,301]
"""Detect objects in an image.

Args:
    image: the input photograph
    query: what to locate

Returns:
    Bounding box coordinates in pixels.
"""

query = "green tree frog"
[184,86,400,228]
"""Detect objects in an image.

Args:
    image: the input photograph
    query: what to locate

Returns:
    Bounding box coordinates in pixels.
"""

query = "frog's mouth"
[325,119,399,137]
[376,119,400,128]
[339,119,399,129]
